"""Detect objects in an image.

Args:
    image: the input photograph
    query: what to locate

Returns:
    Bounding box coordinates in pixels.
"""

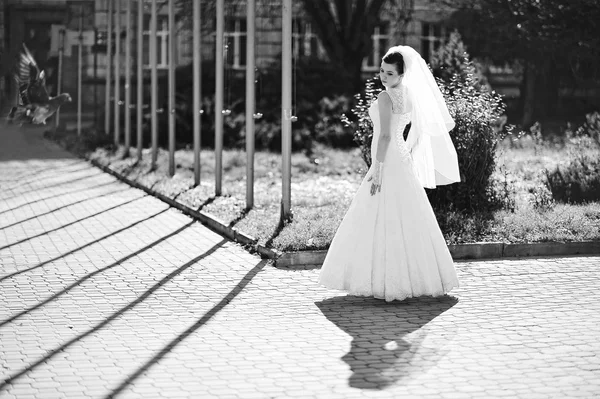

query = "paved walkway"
[1,122,599,399]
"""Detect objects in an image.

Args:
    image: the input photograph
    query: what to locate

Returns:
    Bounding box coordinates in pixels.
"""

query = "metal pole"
[245,0,255,209]
[193,0,201,185]
[168,0,175,176]
[94,28,98,126]
[281,0,292,223]
[215,0,224,195]
[55,28,65,129]
[124,0,132,154]
[150,0,158,168]
[77,5,83,136]
[114,0,121,145]
[105,0,113,134]
[136,0,143,160]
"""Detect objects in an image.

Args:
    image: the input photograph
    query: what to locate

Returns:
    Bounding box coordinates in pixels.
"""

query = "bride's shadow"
[316,295,458,390]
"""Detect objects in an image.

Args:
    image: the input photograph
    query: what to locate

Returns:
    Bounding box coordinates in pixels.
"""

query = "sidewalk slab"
[2,122,600,399]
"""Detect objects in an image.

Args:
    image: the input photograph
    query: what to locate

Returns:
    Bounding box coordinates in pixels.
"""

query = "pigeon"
[7,43,71,125]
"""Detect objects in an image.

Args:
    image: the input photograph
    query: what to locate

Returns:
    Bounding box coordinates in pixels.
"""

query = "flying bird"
[6,43,71,125]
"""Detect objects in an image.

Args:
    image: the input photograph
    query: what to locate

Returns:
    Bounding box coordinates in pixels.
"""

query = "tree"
[429,30,491,97]
[174,0,414,95]
[443,0,600,127]
[300,0,387,94]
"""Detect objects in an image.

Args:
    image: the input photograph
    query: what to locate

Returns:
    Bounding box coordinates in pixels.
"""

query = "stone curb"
[88,159,282,260]
[51,136,600,267]
[275,241,600,267]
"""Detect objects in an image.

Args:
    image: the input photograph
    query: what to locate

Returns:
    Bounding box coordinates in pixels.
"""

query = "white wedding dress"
[318,85,459,302]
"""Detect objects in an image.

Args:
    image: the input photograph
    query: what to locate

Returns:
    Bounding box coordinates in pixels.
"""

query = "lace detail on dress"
[394,113,412,162]
[386,86,405,114]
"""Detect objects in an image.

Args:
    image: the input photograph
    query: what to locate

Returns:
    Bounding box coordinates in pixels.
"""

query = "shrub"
[545,155,600,203]
[340,76,380,167]
[430,30,490,92]
[146,57,356,153]
[426,35,507,212]
[428,71,506,212]
[341,35,506,212]
[567,111,600,146]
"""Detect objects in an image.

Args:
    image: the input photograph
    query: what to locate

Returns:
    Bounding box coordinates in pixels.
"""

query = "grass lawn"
[47,128,600,252]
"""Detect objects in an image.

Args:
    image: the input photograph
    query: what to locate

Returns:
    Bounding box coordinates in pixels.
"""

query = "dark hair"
[382,51,404,74]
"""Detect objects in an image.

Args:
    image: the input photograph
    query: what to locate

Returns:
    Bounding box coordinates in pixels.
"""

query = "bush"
[340,76,380,167]
[342,35,506,213]
[428,70,506,212]
[426,35,507,212]
[545,155,600,203]
[568,111,600,146]
[430,30,491,93]
[150,57,354,153]
[544,111,600,204]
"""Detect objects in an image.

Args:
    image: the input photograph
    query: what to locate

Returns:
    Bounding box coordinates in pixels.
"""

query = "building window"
[292,19,323,59]
[421,22,446,64]
[225,18,247,69]
[362,23,390,71]
[143,15,170,69]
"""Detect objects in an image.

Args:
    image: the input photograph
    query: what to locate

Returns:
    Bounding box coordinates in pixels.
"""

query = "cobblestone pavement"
[1,123,600,399]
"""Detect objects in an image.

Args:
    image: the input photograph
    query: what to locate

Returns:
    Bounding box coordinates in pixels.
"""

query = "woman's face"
[379,61,402,88]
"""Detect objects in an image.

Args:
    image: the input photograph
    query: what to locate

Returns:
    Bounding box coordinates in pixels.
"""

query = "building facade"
[1,0,466,112]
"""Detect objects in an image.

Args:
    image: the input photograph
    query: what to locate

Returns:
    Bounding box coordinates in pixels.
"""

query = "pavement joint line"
[0,194,150,251]
[0,163,91,187]
[0,221,195,328]
[0,186,132,230]
[1,170,106,202]
[0,207,169,283]
[0,180,121,217]
[103,258,269,399]
[0,239,229,391]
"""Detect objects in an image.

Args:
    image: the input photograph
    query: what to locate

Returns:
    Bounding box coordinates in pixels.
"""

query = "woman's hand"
[367,160,383,195]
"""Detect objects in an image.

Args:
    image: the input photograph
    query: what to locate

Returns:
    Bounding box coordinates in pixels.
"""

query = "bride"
[319,45,461,302]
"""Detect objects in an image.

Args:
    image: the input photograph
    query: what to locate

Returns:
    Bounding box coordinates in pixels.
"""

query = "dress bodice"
[368,85,411,161]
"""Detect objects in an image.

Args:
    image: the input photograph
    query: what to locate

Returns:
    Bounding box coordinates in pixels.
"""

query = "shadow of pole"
[0,205,167,283]
[0,161,89,187]
[104,258,269,399]
[0,238,230,391]
[316,295,458,390]
[0,221,195,327]
[0,180,119,217]
[0,187,131,230]
[1,170,105,202]
[0,194,148,251]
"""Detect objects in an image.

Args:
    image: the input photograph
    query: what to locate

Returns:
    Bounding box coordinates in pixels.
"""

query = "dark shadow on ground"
[0,194,148,251]
[0,186,130,230]
[0,180,119,217]
[0,221,194,327]
[0,170,105,202]
[0,160,83,185]
[196,195,216,211]
[0,238,229,391]
[103,258,269,399]
[228,207,250,228]
[316,295,458,390]
[0,204,165,283]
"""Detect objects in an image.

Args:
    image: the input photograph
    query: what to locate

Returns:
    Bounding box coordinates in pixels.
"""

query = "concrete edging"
[89,159,282,260]
[275,241,600,268]
[73,148,600,267]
